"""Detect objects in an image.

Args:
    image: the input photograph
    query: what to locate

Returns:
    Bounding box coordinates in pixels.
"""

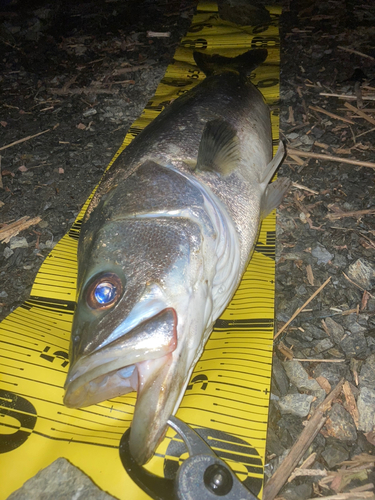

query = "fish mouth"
[63,307,177,408]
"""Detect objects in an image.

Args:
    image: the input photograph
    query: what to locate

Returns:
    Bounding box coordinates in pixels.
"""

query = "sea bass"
[64,48,290,465]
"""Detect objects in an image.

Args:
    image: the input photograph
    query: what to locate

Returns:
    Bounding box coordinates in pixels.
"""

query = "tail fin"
[193,49,268,77]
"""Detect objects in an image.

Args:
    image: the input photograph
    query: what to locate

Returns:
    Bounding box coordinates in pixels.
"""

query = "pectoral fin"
[260,140,285,186]
[261,177,291,219]
[195,118,240,176]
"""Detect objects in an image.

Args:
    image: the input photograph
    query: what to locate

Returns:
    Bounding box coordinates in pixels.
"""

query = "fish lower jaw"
[63,362,139,408]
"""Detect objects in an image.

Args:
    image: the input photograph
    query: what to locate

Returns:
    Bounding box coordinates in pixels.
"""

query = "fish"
[63,48,290,465]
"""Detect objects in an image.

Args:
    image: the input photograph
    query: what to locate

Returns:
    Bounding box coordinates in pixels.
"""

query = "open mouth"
[64,307,177,408]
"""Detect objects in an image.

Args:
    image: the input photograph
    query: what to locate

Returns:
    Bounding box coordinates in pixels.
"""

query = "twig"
[320,93,375,101]
[326,207,375,219]
[306,492,374,500]
[343,272,375,298]
[306,264,315,285]
[147,31,171,37]
[49,87,118,95]
[337,45,375,61]
[275,277,332,339]
[0,129,51,152]
[344,102,375,126]
[293,358,344,362]
[309,105,355,124]
[263,379,345,500]
[287,148,375,170]
[292,182,319,194]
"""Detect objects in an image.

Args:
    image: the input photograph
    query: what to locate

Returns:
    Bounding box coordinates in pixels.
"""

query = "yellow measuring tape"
[0,3,281,498]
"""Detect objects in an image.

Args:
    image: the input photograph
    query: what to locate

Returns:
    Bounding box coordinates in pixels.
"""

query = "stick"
[337,45,375,61]
[343,272,375,298]
[263,379,345,500]
[320,93,375,101]
[326,207,375,219]
[344,102,375,126]
[306,492,375,500]
[275,277,332,339]
[0,129,51,152]
[309,105,355,124]
[293,358,344,363]
[287,148,375,170]
[292,182,319,194]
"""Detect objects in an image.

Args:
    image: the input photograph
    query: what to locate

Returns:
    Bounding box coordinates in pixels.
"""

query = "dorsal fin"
[195,118,240,176]
[193,49,268,77]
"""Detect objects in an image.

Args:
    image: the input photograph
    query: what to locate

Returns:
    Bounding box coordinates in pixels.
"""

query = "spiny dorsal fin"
[195,118,240,176]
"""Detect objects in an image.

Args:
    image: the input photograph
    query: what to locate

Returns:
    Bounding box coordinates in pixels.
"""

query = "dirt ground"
[1,0,375,499]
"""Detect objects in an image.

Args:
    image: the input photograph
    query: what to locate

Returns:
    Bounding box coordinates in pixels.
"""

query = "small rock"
[3,247,14,259]
[340,332,368,358]
[301,323,328,340]
[281,483,312,500]
[7,457,116,500]
[357,387,375,432]
[312,338,334,354]
[282,360,322,392]
[9,237,28,250]
[82,108,97,117]
[272,356,290,397]
[321,442,349,468]
[344,315,367,335]
[267,427,286,457]
[323,403,357,441]
[324,317,345,343]
[313,363,351,386]
[347,258,375,291]
[333,253,347,268]
[311,243,333,264]
[278,393,314,417]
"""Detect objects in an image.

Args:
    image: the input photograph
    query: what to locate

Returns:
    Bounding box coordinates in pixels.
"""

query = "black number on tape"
[187,374,208,391]
[251,36,279,48]
[40,346,69,368]
[188,22,213,33]
[0,390,37,453]
[163,427,263,496]
[257,78,279,88]
[181,38,208,50]
[187,69,200,79]
[251,24,270,35]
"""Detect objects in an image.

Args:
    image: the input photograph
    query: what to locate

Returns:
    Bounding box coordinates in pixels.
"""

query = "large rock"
[7,458,116,500]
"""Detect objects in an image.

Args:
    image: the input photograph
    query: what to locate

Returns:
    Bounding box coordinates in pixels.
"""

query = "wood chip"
[0,216,42,243]
[306,264,314,285]
[316,375,332,394]
[343,381,360,429]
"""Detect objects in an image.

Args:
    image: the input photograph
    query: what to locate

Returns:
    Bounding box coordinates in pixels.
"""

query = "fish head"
[64,185,213,463]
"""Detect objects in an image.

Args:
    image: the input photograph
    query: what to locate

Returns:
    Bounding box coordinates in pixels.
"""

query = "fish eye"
[86,273,123,310]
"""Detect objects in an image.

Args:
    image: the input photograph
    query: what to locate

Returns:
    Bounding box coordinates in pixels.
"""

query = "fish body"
[64,49,289,464]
